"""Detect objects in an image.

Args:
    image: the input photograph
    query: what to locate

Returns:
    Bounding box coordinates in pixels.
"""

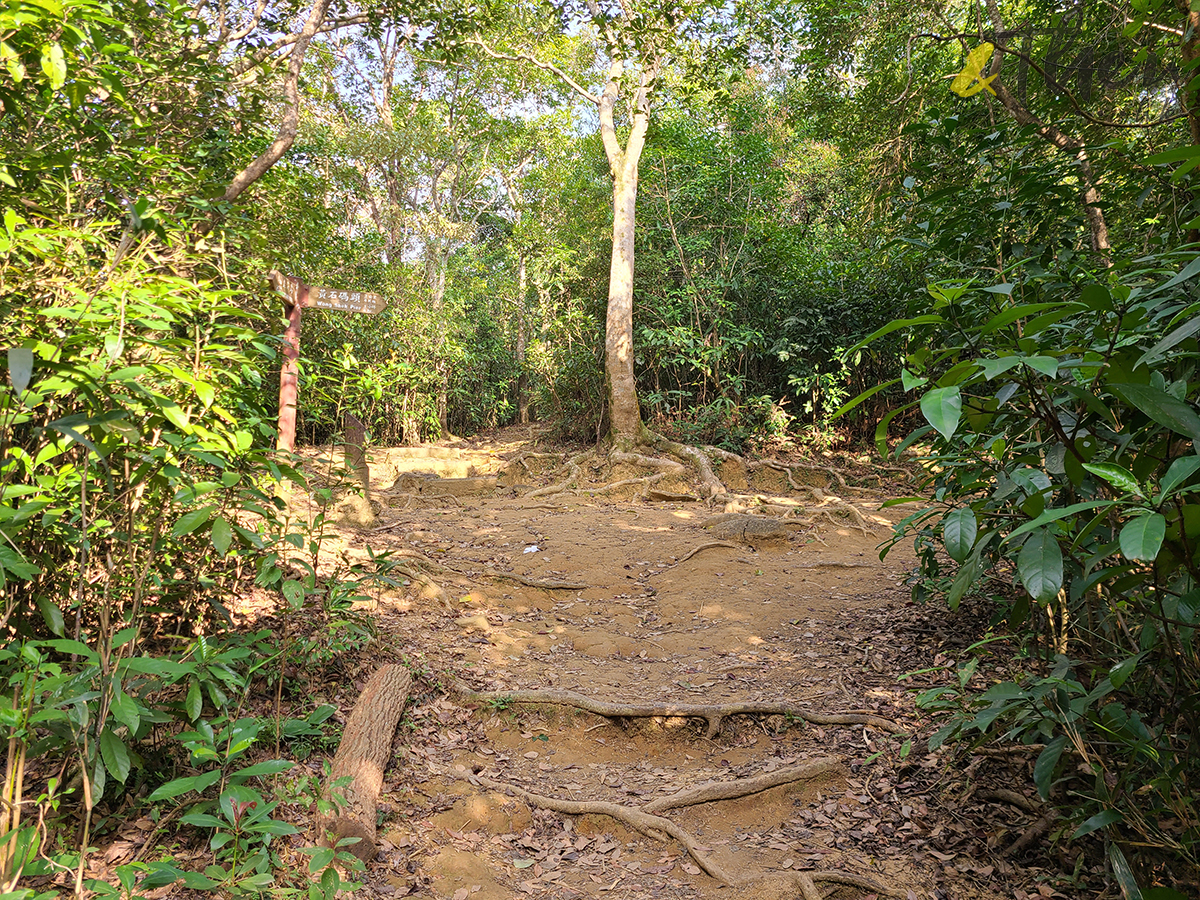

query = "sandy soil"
[278,428,1074,900]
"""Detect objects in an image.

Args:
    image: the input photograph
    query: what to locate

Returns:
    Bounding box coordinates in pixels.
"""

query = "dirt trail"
[294,429,1048,900]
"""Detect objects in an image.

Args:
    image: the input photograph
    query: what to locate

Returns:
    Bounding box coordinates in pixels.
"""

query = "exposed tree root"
[451,684,904,738]
[978,788,1042,814]
[395,565,449,605]
[675,541,739,564]
[488,572,590,590]
[442,767,738,884]
[575,472,664,496]
[527,450,591,498]
[648,433,724,499]
[438,764,898,895]
[647,489,699,502]
[610,450,686,476]
[641,758,842,813]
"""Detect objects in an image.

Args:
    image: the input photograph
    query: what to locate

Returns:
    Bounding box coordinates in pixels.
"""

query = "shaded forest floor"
[225,426,1101,900]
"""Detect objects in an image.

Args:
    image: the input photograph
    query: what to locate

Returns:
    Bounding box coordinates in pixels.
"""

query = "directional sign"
[305,285,387,315]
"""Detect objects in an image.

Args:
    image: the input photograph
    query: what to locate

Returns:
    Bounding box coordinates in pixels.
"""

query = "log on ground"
[317,664,412,862]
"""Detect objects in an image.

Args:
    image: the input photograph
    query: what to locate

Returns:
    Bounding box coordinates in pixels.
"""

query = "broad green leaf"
[1,41,25,81]
[1033,734,1067,799]
[1161,455,1200,497]
[110,689,139,733]
[1083,462,1143,497]
[1146,144,1200,164]
[99,727,131,783]
[1143,254,1200,297]
[1120,514,1166,561]
[281,579,306,608]
[1110,383,1200,441]
[36,597,64,636]
[171,505,214,538]
[1136,316,1200,369]
[900,368,926,391]
[8,346,33,395]
[1072,809,1124,839]
[942,508,977,563]
[185,679,202,721]
[845,315,947,355]
[1004,500,1114,544]
[1016,528,1063,603]
[1108,843,1143,900]
[40,42,66,90]
[210,516,232,555]
[1023,356,1058,378]
[1109,653,1144,690]
[920,386,962,440]
[147,769,222,801]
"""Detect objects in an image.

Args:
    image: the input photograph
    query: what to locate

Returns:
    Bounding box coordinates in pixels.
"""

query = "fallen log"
[317,664,412,862]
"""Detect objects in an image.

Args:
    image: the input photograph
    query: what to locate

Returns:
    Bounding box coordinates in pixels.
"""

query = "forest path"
[301,428,1043,900]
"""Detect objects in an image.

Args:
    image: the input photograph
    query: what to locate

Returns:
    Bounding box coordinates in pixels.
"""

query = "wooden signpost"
[269,272,388,452]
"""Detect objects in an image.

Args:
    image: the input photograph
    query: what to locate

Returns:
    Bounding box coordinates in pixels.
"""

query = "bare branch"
[464,38,600,105]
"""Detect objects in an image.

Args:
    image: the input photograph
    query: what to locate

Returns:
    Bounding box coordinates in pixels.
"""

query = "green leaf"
[920,386,962,440]
[8,346,33,395]
[1136,317,1200,369]
[942,507,977,563]
[1004,500,1114,544]
[900,368,926,391]
[185,679,202,721]
[40,42,66,90]
[171,505,214,538]
[1016,528,1063,603]
[1072,809,1124,839]
[210,516,232,555]
[110,689,140,733]
[1120,514,1166,561]
[1161,455,1200,497]
[1033,735,1067,800]
[1109,653,1144,690]
[1110,383,1200,442]
[1108,843,1143,900]
[1146,144,1200,165]
[281,579,307,608]
[1,41,26,82]
[99,728,131,783]
[1023,356,1059,378]
[147,769,222,801]
[36,597,64,636]
[1083,462,1143,497]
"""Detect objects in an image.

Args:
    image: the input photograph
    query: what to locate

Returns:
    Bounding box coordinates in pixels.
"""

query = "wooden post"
[271,273,306,452]
[343,412,370,496]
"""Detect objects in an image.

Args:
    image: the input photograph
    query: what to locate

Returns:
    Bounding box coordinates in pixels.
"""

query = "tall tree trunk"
[598,60,656,441]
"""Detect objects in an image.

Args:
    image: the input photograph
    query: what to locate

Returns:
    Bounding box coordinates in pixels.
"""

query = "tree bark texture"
[599,60,656,440]
[318,664,412,862]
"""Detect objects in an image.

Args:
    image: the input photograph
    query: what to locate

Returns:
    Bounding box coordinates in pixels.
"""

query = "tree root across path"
[436,761,900,896]
[451,683,904,740]
[496,434,890,536]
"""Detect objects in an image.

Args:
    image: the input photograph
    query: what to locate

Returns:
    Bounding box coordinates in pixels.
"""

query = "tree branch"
[220,0,335,205]
[463,38,599,105]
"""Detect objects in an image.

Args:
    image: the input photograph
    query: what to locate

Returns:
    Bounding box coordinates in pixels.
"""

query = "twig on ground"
[675,541,739,564]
